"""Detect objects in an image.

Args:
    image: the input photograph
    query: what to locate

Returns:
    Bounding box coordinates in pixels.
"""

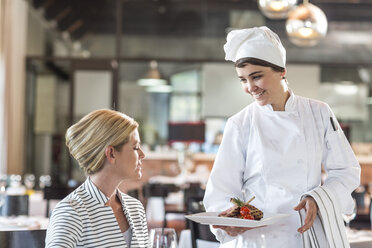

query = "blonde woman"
[45,109,149,247]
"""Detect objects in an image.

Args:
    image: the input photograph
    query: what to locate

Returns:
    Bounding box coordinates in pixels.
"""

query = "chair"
[186,195,205,214]
[184,183,205,207]
[186,195,218,248]
[0,230,46,248]
[142,183,181,227]
[43,185,75,217]
[352,186,366,210]
[349,187,371,229]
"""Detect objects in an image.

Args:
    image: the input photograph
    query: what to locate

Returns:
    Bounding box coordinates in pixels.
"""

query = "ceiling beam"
[31,0,372,40]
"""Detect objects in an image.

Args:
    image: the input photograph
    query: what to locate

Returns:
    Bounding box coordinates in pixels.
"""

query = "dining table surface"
[0,215,49,231]
[0,215,371,247]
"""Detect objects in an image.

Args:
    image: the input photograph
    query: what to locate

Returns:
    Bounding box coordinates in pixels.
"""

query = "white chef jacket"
[203,90,360,248]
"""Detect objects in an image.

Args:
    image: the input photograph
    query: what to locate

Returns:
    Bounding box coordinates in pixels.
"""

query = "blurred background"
[1,0,372,246]
[2,0,371,183]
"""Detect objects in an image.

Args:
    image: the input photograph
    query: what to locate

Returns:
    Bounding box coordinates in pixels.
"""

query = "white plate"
[185,212,291,227]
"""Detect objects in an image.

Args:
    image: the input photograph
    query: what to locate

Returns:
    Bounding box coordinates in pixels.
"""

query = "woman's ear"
[105,146,116,164]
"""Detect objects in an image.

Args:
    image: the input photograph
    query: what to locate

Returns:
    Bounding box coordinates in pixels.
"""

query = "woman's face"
[113,129,145,180]
[236,64,285,106]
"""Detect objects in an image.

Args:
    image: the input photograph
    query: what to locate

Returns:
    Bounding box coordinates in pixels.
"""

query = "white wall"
[201,63,321,118]
[286,64,320,100]
[201,63,253,118]
[119,82,150,121]
[73,70,112,117]
[34,75,56,133]
[26,7,46,56]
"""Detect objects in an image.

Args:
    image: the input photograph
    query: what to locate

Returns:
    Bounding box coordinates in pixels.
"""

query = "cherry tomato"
[243,214,254,220]
[240,206,251,217]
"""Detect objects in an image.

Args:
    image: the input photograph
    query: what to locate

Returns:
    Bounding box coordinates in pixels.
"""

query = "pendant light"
[146,84,172,93]
[137,60,172,93]
[137,60,167,87]
[286,0,327,47]
[258,0,297,19]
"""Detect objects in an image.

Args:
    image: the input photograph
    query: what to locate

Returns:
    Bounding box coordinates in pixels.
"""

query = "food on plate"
[219,196,263,220]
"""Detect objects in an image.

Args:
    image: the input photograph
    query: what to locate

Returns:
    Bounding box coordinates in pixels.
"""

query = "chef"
[203,26,361,247]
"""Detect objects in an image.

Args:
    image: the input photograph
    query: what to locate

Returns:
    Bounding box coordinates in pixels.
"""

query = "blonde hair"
[65,109,138,175]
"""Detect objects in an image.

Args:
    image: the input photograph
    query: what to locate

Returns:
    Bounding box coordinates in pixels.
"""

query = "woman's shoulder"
[52,184,87,214]
[46,188,84,248]
[48,192,84,232]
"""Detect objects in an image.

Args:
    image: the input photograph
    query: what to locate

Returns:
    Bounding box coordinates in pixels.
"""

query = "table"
[0,216,49,231]
[0,215,49,248]
[148,166,210,186]
[178,229,372,248]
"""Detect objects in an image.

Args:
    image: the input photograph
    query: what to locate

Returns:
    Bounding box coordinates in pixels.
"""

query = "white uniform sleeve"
[203,118,247,244]
[321,104,361,214]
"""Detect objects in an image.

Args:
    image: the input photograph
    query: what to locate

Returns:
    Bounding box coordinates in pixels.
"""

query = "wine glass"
[343,199,357,233]
[39,175,52,189]
[150,228,177,248]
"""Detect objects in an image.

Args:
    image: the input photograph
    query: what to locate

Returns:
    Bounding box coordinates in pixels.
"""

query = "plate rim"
[185,212,291,227]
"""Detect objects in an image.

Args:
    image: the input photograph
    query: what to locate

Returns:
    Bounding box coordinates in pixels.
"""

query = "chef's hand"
[212,225,253,236]
[213,207,262,236]
[294,196,318,233]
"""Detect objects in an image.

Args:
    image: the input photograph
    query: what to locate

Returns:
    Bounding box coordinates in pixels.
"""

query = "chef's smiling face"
[236,64,286,107]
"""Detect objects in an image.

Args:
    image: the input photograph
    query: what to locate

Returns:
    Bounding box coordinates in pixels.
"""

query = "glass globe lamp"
[286,2,328,46]
[258,0,297,19]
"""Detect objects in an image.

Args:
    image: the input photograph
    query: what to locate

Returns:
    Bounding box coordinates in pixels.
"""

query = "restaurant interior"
[1,0,372,247]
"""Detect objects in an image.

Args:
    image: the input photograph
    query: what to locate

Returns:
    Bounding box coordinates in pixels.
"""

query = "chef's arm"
[203,119,247,243]
[321,106,361,214]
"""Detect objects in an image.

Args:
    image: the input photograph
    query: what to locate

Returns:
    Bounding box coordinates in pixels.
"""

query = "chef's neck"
[271,83,290,111]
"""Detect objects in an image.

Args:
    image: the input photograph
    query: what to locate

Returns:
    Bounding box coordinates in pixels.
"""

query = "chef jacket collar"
[258,88,297,113]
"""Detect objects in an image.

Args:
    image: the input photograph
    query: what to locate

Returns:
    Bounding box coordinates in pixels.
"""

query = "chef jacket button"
[297,159,304,164]
[326,140,331,150]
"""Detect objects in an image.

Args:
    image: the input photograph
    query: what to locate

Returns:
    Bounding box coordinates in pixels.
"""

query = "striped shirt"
[45,178,150,248]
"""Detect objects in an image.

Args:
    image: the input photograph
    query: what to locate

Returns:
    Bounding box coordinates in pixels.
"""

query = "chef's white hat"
[224,26,286,68]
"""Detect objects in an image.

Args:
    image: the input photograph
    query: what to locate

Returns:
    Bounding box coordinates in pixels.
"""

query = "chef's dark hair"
[235,57,285,73]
